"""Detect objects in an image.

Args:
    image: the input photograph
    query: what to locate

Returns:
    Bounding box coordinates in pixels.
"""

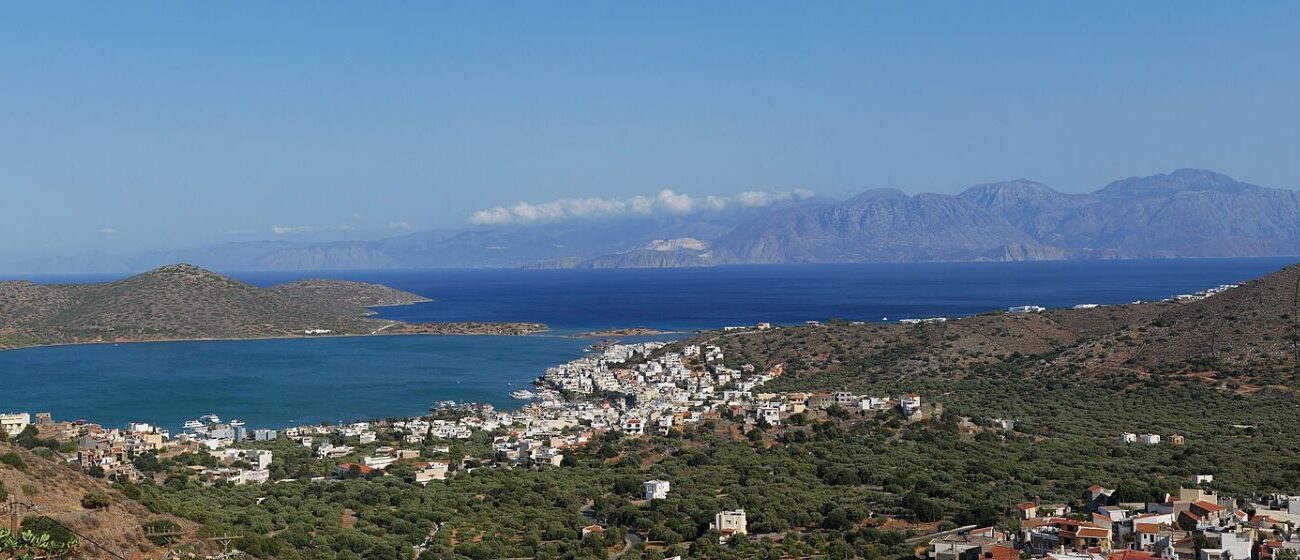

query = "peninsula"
[0,264,547,351]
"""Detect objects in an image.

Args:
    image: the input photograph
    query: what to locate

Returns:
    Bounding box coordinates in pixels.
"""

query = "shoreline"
[568,327,689,338]
[0,325,552,354]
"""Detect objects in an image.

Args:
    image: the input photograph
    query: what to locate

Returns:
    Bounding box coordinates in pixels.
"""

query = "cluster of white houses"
[537,341,777,436]
[1168,284,1239,303]
[1118,433,1186,446]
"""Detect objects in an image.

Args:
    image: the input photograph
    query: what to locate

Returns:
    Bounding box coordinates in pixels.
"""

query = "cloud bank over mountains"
[469,188,815,225]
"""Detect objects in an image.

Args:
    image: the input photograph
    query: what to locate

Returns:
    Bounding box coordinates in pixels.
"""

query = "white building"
[713,509,747,541]
[221,449,273,470]
[1008,305,1047,313]
[1200,531,1252,560]
[315,443,355,459]
[415,462,449,484]
[1119,433,1138,444]
[239,469,271,485]
[757,405,782,426]
[1140,433,1162,445]
[0,412,31,437]
[1193,474,1214,485]
[900,394,921,416]
[644,480,671,501]
[621,418,645,436]
[361,455,398,470]
[859,397,889,412]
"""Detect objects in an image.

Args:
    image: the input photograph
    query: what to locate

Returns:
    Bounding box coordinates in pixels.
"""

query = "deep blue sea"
[1,258,1295,431]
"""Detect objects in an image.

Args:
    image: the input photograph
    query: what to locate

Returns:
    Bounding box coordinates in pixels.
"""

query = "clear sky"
[2,2,1298,257]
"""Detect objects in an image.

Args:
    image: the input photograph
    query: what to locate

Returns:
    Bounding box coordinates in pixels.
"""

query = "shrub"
[0,452,27,472]
[81,491,113,510]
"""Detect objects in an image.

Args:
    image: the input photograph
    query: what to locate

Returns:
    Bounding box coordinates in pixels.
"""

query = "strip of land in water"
[0,264,548,351]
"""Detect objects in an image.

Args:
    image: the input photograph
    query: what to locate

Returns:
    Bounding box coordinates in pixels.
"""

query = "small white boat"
[510,389,536,400]
[199,414,221,424]
[183,419,203,430]
[229,419,245,427]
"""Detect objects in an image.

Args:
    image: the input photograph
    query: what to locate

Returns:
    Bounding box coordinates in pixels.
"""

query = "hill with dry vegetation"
[0,264,543,350]
[700,263,1300,394]
[0,442,193,559]
[268,278,431,310]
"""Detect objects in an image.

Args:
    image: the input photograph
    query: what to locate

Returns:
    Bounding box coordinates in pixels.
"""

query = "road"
[612,532,643,559]
[904,524,979,545]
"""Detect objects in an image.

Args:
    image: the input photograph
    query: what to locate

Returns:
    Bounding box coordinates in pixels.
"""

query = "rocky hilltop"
[269,278,431,310]
[0,264,544,350]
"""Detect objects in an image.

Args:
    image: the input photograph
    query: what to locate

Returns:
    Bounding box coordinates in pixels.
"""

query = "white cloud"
[99,228,118,235]
[389,221,412,230]
[469,188,814,225]
[656,189,694,214]
[272,225,315,235]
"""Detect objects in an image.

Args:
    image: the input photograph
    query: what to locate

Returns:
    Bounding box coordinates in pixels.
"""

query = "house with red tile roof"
[1107,550,1159,560]
[335,462,375,477]
[1017,502,1040,520]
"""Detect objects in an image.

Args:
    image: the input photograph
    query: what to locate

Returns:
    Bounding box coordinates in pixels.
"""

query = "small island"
[574,326,677,338]
[0,264,547,351]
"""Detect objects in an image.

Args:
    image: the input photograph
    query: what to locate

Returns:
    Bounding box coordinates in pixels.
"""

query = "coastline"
[0,323,551,354]
[569,327,689,338]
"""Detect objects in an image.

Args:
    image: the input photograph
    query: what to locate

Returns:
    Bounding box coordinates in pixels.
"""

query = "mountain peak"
[1097,168,1255,196]
[846,188,910,203]
[142,263,219,275]
[130,263,239,285]
[958,180,1067,206]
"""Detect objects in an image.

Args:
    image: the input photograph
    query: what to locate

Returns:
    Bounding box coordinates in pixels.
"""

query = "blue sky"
[1,2,1298,256]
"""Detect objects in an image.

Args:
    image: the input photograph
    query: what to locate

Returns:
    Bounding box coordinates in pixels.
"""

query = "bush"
[20,515,78,548]
[0,452,27,472]
[81,491,113,510]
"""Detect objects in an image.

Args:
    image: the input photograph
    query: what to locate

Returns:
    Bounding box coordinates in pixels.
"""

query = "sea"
[1,258,1295,431]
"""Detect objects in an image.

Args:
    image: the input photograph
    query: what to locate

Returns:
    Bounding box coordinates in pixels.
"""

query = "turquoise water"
[1,258,1294,431]
[0,335,591,432]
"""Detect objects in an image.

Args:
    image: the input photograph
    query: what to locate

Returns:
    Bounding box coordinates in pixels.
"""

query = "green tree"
[80,491,113,510]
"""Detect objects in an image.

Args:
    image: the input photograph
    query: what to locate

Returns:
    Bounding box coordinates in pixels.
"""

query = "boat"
[182,419,203,430]
[198,413,221,424]
[510,389,536,400]
[229,419,245,427]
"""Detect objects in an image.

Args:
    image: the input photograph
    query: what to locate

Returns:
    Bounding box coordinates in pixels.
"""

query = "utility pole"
[4,495,38,534]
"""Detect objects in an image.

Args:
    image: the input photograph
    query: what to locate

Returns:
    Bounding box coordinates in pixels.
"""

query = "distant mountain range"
[13,169,1300,274]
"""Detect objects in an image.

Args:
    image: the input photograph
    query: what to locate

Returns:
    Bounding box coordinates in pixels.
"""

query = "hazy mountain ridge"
[531,169,1300,268]
[10,169,1300,273]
